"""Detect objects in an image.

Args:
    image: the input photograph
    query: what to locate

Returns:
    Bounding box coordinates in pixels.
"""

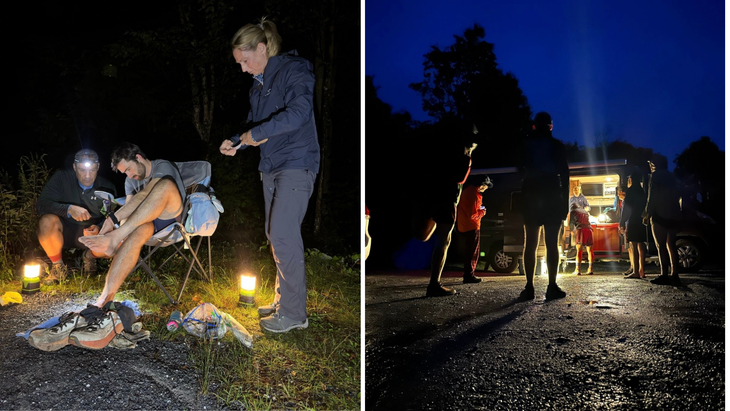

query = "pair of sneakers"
[519,283,567,301]
[257,302,308,333]
[28,307,124,351]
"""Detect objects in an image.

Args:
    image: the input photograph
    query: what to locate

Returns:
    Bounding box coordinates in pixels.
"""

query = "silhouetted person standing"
[621,168,648,279]
[519,112,569,300]
[413,135,476,297]
[643,153,682,286]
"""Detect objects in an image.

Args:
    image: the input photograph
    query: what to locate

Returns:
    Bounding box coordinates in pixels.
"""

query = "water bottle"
[167,311,182,331]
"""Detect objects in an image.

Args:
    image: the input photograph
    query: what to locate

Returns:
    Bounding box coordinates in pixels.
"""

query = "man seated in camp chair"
[79,142,186,309]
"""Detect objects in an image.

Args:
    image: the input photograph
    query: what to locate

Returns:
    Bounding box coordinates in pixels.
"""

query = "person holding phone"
[456,175,493,283]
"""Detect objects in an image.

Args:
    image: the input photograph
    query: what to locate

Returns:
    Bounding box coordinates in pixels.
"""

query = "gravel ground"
[0,292,223,410]
[365,262,725,410]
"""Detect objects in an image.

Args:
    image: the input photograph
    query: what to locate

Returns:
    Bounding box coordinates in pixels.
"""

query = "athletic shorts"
[575,227,594,246]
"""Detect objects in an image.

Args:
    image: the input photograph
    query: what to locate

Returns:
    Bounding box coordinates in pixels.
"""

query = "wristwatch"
[109,212,120,229]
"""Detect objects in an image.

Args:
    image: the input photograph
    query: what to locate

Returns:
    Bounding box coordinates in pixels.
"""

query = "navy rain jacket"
[246,50,321,174]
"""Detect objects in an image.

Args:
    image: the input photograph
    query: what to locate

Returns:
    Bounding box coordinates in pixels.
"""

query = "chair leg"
[138,258,176,304]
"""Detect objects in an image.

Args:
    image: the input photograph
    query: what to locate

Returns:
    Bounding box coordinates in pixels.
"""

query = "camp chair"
[131,161,222,304]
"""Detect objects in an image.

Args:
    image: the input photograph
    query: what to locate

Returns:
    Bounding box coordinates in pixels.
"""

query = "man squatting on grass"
[79,142,186,308]
[36,149,117,283]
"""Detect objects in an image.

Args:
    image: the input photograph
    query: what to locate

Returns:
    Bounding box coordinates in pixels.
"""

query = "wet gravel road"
[365,262,724,410]
[0,293,221,411]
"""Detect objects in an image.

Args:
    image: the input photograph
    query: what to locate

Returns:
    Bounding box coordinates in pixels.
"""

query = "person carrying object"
[456,175,492,283]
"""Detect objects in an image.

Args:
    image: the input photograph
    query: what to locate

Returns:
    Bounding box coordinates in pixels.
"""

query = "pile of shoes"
[25,301,149,352]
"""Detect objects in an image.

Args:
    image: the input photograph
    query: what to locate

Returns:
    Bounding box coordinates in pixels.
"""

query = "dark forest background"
[365,24,725,269]
[6,0,361,257]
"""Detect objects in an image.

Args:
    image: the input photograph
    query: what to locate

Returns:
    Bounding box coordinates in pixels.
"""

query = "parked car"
[464,160,717,273]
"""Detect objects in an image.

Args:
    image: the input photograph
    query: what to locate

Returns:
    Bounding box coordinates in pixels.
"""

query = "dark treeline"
[6,0,360,256]
[365,24,724,269]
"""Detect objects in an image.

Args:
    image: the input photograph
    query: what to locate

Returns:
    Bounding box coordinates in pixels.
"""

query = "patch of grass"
[1,241,361,410]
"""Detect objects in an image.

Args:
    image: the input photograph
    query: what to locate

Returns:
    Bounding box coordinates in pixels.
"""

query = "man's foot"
[257,302,279,317]
[545,283,567,300]
[463,275,482,284]
[78,235,118,258]
[670,275,682,286]
[82,250,97,275]
[519,286,535,301]
[69,311,124,350]
[623,268,634,276]
[573,270,582,276]
[586,267,594,275]
[28,312,87,351]
[650,275,672,285]
[624,272,642,279]
[425,282,456,297]
[43,263,67,285]
[260,313,308,333]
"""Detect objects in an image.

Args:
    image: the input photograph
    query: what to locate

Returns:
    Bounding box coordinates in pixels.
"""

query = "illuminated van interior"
[569,174,622,223]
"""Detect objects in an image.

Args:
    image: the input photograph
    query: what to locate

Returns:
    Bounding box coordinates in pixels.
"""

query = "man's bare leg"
[79,179,182,256]
[429,223,453,285]
[94,222,155,307]
[637,242,646,277]
[575,243,583,274]
[544,223,561,284]
[523,224,540,288]
[37,214,64,260]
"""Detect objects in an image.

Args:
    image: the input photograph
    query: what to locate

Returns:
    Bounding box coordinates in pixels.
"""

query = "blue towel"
[16,316,62,340]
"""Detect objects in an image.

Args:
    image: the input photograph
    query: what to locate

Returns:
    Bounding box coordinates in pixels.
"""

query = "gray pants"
[263,169,316,321]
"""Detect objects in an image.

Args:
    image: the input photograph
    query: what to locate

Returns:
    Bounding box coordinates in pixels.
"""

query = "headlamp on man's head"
[75,158,99,170]
[73,149,100,170]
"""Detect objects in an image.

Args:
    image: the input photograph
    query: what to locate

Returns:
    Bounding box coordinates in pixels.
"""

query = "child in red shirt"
[569,203,594,275]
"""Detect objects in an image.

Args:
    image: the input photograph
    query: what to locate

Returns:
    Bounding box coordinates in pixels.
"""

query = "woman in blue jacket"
[220,18,320,334]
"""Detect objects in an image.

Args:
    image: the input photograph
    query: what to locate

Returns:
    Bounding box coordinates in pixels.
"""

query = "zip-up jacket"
[246,50,321,174]
[36,169,117,226]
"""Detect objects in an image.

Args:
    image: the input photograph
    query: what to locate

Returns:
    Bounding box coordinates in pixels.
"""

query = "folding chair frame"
[132,222,213,304]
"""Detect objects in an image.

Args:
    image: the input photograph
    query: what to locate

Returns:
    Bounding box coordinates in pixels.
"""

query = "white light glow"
[240,274,256,291]
[24,264,40,279]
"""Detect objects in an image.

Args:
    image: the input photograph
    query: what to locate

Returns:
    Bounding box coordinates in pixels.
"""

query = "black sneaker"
[257,302,279,317]
[82,250,97,275]
[426,283,456,297]
[545,284,566,300]
[519,286,535,301]
[43,263,67,285]
[650,275,672,285]
[463,275,482,284]
[670,275,682,286]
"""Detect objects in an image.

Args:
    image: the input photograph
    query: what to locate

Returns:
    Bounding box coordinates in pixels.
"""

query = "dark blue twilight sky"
[365,0,725,166]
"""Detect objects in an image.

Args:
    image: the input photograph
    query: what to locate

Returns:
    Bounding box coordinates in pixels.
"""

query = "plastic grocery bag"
[182,303,227,339]
[181,302,253,348]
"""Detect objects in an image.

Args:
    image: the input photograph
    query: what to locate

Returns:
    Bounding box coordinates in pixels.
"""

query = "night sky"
[365,0,725,167]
